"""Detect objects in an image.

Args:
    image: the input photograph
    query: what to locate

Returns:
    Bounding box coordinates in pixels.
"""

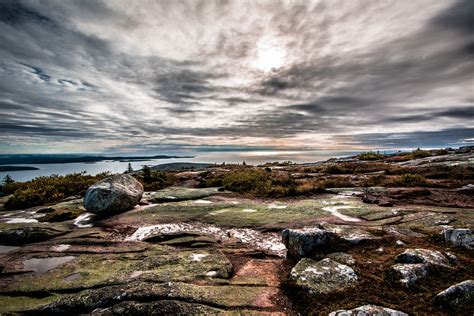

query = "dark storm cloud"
[338,128,474,148]
[0,0,472,153]
[0,1,54,26]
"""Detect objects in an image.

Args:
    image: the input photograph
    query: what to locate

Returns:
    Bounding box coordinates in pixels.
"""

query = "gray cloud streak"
[0,0,472,153]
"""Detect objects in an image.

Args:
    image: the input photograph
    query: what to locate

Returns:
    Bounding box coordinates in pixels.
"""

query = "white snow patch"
[73,213,94,228]
[51,244,71,252]
[125,223,286,257]
[268,204,287,209]
[6,218,38,224]
[209,209,230,215]
[194,200,213,204]
[191,253,208,261]
[241,209,257,213]
[322,205,361,222]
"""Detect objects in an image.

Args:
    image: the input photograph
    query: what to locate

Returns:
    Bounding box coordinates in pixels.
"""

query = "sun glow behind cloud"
[252,35,287,72]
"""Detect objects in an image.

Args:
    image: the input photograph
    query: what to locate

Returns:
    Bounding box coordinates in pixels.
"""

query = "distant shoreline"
[0,155,194,165]
[0,166,40,172]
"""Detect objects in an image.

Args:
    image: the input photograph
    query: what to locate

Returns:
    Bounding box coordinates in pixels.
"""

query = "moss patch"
[38,199,85,222]
[1,246,232,293]
[144,187,224,202]
[0,294,60,313]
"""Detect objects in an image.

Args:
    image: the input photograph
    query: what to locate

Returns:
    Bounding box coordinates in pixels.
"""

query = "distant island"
[0,154,193,165]
[0,166,40,172]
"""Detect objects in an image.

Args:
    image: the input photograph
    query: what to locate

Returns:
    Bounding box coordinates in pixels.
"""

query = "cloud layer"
[0,0,473,154]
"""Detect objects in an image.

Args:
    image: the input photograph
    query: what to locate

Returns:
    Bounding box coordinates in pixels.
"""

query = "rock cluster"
[390,248,456,288]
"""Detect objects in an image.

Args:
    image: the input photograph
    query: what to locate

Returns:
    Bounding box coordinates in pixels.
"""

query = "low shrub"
[221,169,298,197]
[395,173,430,187]
[410,149,431,159]
[358,152,385,161]
[5,172,110,210]
[134,166,176,191]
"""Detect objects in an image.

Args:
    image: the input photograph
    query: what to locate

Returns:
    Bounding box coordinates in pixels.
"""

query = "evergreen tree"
[2,174,14,185]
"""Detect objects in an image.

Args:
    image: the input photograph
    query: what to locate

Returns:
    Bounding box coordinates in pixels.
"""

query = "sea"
[0,150,359,182]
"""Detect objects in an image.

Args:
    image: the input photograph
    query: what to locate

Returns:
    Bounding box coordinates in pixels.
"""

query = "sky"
[0,0,473,157]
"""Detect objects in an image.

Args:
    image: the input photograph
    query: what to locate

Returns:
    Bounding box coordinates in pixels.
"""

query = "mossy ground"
[117,195,378,228]
[0,180,472,314]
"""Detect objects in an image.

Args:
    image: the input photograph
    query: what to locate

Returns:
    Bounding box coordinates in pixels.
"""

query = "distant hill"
[0,154,193,165]
[0,166,40,171]
[151,162,214,171]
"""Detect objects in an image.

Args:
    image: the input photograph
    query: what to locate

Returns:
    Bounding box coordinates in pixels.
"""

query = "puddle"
[73,213,95,228]
[322,205,361,222]
[0,245,19,253]
[23,256,75,274]
[126,223,286,257]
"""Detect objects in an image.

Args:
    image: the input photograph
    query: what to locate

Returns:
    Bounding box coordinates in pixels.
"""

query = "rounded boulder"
[83,174,143,215]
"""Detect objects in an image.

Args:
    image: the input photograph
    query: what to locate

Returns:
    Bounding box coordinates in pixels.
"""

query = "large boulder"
[290,258,357,294]
[282,228,334,258]
[441,227,473,249]
[329,305,408,316]
[433,280,474,309]
[83,174,143,215]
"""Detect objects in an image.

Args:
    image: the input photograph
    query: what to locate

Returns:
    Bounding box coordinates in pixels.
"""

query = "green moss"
[41,282,273,312]
[38,199,85,222]
[133,199,332,227]
[0,222,71,245]
[0,294,60,313]
[144,187,224,202]
[1,246,232,293]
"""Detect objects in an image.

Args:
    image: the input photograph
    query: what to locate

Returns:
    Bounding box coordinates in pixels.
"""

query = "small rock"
[83,174,144,216]
[390,263,429,288]
[441,227,473,249]
[396,240,406,246]
[433,280,474,309]
[376,247,384,253]
[329,304,408,316]
[282,228,334,258]
[290,258,357,294]
[395,248,452,269]
[362,195,379,204]
[379,201,394,207]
